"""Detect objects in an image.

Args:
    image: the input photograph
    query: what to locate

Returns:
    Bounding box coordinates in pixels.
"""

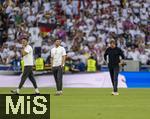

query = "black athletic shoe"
[35,93,40,95]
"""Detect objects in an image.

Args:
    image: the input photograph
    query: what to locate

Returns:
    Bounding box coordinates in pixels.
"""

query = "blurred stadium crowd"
[0,0,150,72]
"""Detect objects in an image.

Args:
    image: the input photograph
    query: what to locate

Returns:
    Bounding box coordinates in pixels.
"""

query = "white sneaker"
[59,91,63,95]
[113,92,119,96]
[35,88,40,95]
[11,89,19,95]
[55,91,63,96]
[111,92,115,95]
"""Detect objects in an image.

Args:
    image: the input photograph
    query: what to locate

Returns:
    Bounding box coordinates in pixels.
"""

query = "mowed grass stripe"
[0,88,150,119]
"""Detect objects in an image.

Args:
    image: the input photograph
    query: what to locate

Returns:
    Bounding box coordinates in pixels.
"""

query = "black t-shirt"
[104,47,125,67]
[0,12,8,31]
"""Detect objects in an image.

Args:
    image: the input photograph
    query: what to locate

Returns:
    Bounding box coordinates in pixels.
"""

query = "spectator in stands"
[127,47,140,61]
[65,1,73,18]
[0,46,5,64]
[0,6,8,46]
[75,59,86,72]
[41,48,50,62]
[11,54,21,71]
[35,54,45,71]
[139,51,149,65]
[8,24,16,41]
[43,0,51,12]
[87,56,97,72]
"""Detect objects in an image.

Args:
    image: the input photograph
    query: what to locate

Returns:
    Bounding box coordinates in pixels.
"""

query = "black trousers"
[52,66,63,91]
[18,66,38,89]
[108,65,120,92]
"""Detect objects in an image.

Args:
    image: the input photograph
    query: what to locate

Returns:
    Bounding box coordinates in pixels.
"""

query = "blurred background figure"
[87,56,97,72]
[0,0,149,72]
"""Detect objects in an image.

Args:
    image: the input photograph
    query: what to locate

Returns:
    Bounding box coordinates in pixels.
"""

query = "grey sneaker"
[11,89,19,95]
[54,91,63,96]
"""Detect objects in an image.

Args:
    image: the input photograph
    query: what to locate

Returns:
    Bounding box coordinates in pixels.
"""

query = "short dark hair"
[22,37,28,41]
[19,35,28,41]
[54,37,61,42]
[110,40,116,44]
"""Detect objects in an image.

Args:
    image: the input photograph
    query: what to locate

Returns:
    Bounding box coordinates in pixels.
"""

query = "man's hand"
[61,55,66,68]
[22,45,26,49]
[104,60,108,65]
[61,64,64,68]
[21,49,24,54]
[21,49,28,57]
[119,60,126,67]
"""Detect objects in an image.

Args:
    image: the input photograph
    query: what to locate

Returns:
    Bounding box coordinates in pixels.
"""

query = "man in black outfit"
[104,40,125,96]
[0,7,8,46]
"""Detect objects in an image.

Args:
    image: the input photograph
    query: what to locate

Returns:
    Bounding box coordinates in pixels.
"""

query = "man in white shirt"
[128,48,140,61]
[65,2,73,18]
[43,1,51,12]
[11,36,40,95]
[139,52,149,65]
[72,0,79,16]
[51,38,66,96]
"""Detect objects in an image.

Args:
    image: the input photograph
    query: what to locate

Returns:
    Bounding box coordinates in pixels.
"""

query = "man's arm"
[119,48,125,66]
[21,45,31,57]
[61,48,66,67]
[104,48,108,62]
[50,49,53,67]
[21,49,28,57]
[61,55,66,67]
[119,48,125,59]
[51,57,53,68]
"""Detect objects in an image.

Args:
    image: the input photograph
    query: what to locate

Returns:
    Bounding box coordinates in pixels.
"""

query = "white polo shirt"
[51,46,66,67]
[23,45,34,66]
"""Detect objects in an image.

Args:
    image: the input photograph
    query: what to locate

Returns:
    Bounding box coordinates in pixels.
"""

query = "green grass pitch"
[0,88,150,119]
